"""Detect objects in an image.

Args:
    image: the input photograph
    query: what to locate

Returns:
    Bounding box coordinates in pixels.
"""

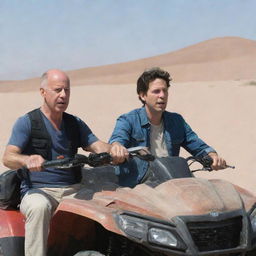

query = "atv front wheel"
[73,251,105,256]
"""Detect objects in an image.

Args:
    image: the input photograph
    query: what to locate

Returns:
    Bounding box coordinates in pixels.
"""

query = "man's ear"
[139,92,146,102]
[40,88,45,97]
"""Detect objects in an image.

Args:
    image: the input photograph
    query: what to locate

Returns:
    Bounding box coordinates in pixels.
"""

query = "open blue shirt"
[8,112,98,194]
[109,107,215,187]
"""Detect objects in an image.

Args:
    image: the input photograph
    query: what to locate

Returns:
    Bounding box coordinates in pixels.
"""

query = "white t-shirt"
[150,122,169,157]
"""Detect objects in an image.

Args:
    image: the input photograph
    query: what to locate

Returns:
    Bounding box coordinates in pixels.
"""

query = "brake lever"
[191,167,213,173]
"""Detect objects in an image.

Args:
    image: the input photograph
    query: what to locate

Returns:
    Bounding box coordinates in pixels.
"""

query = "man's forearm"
[2,151,29,170]
[85,140,111,154]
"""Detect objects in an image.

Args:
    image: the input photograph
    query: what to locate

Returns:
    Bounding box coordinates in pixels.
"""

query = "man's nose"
[60,88,67,97]
[159,90,165,98]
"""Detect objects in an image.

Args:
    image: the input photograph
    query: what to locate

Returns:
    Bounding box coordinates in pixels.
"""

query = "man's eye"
[53,88,70,93]
[152,89,167,94]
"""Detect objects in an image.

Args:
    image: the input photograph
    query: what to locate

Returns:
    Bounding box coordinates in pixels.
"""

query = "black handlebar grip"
[43,158,71,168]
[200,155,213,169]
[87,152,112,167]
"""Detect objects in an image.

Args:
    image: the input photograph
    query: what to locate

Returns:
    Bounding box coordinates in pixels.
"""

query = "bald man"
[2,69,126,256]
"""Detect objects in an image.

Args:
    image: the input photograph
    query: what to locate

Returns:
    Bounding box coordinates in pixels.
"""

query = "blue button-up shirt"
[109,107,215,187]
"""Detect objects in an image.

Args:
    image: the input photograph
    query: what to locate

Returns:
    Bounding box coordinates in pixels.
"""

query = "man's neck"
[40,106,63,130]
[145,107,163,125]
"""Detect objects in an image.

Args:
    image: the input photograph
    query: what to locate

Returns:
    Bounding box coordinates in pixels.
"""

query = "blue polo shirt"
[8,112,98,194]
[109,107,215,187]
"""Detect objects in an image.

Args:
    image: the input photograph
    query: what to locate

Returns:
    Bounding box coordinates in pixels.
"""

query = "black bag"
[0,170,21,209]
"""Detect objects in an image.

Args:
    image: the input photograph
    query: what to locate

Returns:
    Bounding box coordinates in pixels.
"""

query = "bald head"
[40,69,70,89]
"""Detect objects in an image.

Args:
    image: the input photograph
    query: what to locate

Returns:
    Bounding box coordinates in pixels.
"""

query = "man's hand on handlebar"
[25,154,45,172]
[207,152,227,170]
[110,142,129,164]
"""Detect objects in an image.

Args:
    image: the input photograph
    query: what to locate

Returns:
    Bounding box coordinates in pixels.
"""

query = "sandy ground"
[0,79,255,195]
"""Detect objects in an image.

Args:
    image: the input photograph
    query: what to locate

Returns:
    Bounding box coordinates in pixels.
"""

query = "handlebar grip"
[200,155,213,169]
[87,152,112,167]
[43,158,71,168]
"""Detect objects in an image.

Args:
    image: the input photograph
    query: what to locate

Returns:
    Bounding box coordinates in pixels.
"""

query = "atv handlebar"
[187,155,235,172]
[43,147,234,173]
[43,146,155,169]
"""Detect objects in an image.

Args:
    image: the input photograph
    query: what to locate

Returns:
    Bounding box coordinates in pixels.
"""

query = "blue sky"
[1,0,256,80]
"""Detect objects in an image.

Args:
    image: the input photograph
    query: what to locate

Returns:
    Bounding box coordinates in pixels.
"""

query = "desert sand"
[0,37,255,194]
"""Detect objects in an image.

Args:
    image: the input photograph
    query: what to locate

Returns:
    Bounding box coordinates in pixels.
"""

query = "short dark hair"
[137,67,172,104]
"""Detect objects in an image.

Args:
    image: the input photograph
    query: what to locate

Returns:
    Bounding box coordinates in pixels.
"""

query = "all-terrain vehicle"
[0,147,256,256]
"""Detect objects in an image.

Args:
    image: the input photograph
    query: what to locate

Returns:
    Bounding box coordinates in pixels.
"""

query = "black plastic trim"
[0,236,24,256]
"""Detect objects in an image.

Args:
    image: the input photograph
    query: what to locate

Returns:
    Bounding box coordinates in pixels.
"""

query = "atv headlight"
[148,227,178,247]
[116,214,187,251]
[117,215,147,239]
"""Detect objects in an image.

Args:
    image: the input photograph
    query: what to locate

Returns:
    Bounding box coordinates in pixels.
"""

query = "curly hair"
[137,67,172,104]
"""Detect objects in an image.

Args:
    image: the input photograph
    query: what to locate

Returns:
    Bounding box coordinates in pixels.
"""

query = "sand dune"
[1,37,256,92]
[68,37,256,83]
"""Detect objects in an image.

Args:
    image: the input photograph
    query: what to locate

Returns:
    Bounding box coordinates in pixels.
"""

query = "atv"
[0,147,256,256]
